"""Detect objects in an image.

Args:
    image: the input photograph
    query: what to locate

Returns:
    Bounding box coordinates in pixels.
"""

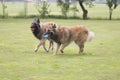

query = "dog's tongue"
[43,34,49,38]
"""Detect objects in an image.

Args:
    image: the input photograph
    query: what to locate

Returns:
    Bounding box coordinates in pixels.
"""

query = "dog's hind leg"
[79,43,84,53]
[75,41,85,54]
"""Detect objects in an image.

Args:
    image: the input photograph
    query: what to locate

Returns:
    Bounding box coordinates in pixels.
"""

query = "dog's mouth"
[31,27,35,32]
[43,30,54,39]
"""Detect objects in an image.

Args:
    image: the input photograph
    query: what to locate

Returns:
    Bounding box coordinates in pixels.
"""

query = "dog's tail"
[86,31,95,42]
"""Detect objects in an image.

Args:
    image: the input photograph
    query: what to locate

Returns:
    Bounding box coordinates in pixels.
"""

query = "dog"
[30,19,54,53]
[45,23,94,55]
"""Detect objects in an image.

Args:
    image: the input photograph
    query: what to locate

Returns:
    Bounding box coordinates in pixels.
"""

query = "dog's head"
[30,19,40,32]
[44,23,61,44]
[45,22,56,32]
[44,22,57,38]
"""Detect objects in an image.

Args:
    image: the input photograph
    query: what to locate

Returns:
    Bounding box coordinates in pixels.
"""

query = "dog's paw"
[52,47,54,50]
[60,50,64,53]
[53,53,57,56]
[46,50,49,53]
[34,48,38,52]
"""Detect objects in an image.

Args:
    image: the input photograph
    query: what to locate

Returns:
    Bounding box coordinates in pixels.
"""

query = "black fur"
[48,32,61,45]
[30,19,42,40]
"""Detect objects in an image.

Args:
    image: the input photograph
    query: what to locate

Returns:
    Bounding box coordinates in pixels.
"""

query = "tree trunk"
[24,0,28,18]
[109,8,113,20]
[1,0,5,18]
[78,0,88,20]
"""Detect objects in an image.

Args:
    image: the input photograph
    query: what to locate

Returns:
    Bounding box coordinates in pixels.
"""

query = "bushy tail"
[86,31,95,42]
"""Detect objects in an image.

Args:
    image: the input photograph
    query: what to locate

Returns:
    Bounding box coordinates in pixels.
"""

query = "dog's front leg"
[34,39,46,52]
[34,41,41,52]
[47,40,54,52]
[53,43,61,56]
[47,40,52,52]
[50,40,54,50]
[60,43,70,53]
[42,40,49,52]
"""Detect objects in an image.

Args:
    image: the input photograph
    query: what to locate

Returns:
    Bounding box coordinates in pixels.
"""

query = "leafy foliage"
[106,0,118,20]
[35,1,50,18]
[106,0,118,9]
[70,4,79,17]
[57,0,70,18]
[77,0,95,20]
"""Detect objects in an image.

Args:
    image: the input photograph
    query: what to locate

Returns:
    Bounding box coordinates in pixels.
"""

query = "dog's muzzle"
[30,27,35,32]
[43,30,54,39]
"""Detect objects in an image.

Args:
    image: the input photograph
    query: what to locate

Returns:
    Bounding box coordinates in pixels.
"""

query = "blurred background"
[0,0,120,20]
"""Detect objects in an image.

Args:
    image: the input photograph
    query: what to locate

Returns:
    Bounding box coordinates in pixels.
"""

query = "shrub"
[57,0,70,18]
[35,1,50,18]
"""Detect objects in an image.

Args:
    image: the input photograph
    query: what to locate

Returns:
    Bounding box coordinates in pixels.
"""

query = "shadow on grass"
[57,52,94,58]
[31,50,95,58]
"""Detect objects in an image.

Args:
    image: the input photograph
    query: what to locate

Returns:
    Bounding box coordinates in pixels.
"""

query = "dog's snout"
[31,27,35,31]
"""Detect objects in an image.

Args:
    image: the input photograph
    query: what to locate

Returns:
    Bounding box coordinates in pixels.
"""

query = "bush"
[57,0,70,18]
[35,1,50,18]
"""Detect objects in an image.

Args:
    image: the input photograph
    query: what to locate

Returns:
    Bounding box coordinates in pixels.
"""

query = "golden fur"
[45,23,94,55]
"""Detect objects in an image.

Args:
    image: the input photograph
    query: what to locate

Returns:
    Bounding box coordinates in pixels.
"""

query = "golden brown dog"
[30,19,55,53]
[45,23,94,55]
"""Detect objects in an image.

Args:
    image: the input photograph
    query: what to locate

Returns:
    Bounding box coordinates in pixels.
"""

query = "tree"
[35,1,50,18]
[24,0,28,18]
[77,0,95,20]
[57,0,70,18]
[70,3,79,18]
[106,0,118,20]
[0,0,7,18]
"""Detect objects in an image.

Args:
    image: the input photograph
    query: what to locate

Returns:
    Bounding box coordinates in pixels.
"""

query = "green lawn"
[0,19,120,80]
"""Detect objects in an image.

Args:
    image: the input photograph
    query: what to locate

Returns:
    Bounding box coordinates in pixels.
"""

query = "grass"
[0,19,120,80]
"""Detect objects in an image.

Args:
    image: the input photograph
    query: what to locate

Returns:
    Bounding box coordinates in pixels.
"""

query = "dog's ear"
[52,24,56,28]
[36,19,40,24]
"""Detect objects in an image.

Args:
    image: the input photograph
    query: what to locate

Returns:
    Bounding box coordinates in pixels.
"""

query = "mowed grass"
[0,19,120,80]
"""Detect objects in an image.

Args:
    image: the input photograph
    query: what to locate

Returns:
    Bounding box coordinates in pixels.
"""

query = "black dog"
[30,19,54,52]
